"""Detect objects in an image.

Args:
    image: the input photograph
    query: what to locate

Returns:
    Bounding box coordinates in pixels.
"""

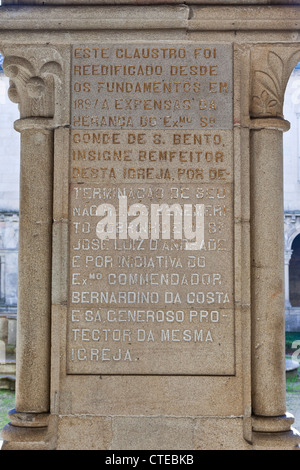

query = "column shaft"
[250,127,286,417]
[15,123,53,413]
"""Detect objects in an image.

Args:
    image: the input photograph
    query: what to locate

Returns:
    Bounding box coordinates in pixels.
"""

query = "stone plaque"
[67,43,234,375]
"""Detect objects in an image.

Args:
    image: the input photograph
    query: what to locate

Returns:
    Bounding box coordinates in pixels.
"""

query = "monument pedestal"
[0,2,299,450]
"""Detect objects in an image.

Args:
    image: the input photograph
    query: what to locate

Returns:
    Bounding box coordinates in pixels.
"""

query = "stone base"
[1,424,51,450]
[1,413,300,450]
[53,415,300,450]
[1,410,56,450]
[252,428,300,450]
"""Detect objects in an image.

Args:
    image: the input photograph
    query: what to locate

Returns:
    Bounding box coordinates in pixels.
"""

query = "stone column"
[0,50,62,450]
[250,118,289,419]
[14,118,54,413]
[249,46,300,446]
[284,249,293,308]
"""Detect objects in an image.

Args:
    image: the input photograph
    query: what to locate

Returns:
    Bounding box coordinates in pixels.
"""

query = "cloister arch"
[0,61,19,396]
[283,64,300,333]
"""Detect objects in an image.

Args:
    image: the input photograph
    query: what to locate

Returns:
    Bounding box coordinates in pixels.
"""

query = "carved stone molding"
[250,45,300,119]
[1,47,63,119]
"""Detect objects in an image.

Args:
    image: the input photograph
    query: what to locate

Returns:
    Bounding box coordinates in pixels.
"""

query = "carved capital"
[250,45,300,120]
[284,249,293,264]
[1,47,63,119]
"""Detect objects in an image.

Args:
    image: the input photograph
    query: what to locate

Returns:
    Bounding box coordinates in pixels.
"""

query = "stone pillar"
[284,249,293,308]
[0,49,62,450]
[250,118,289,418]
[14,118,54,413]
[249,46,300,446]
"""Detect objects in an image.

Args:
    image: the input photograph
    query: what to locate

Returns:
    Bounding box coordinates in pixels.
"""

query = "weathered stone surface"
[111,417,194,450]
[56,416,112,450]
[194,417,251,450]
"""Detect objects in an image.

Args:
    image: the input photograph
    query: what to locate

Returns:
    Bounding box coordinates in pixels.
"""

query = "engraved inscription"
[71,44,233,130]
[68,43,234,375]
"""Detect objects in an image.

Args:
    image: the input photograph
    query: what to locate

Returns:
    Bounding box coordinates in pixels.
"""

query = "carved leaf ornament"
[252,49,300,119]
[252,52,284,117]
[2,54,62,119]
